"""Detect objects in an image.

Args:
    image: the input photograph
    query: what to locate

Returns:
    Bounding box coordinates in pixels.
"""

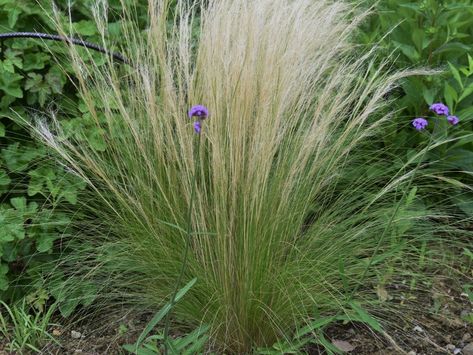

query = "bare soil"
[1,277,471,354]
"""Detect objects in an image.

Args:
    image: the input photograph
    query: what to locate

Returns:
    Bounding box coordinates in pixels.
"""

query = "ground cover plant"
[0,0,472,353]
[0,299,57,353]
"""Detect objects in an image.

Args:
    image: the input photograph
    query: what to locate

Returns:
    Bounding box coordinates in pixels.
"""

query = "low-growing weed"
[123,278,209,355]
[0,299,58,353]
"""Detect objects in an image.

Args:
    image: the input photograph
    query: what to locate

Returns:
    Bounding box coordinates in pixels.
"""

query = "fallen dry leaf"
[332,339,356,352]
[376,285,389,302]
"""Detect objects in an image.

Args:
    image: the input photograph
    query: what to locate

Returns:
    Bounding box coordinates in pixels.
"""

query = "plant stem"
[162,130,201,354]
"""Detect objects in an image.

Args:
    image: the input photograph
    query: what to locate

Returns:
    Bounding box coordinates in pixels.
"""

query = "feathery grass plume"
[28,0,465,352]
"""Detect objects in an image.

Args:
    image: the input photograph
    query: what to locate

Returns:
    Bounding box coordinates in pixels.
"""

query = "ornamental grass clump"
[30,0,465,353]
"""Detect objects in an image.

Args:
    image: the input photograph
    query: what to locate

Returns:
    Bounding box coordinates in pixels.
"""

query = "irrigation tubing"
[0,32,130,65]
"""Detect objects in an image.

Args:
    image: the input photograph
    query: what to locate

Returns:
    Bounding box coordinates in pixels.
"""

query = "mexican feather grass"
[28,0,466,352]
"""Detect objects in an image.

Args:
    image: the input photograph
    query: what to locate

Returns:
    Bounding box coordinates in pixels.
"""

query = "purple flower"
[412,117,428,131]
[188,105,209,119]
[193,120,202,134]
[429,103,449,116]
[447,115,459,125]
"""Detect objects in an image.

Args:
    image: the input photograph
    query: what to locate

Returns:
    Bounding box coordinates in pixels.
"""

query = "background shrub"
[0,0,150,301]
[359,0,473,216]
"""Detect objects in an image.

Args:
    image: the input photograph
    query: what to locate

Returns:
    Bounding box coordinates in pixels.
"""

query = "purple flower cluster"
[412,102,459,131]
[429,103,449,116]
[188,105,209,119]
[412,118,428,131]
[188,105,209,134]
[447,115,459,125]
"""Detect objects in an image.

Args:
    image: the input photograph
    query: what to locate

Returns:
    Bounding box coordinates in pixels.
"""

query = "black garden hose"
[0,32,130,65]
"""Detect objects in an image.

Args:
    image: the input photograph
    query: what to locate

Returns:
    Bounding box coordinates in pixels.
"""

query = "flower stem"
[162,132,201,353]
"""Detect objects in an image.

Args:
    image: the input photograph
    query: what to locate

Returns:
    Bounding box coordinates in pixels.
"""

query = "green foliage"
[0,0,149,299]
[256,303,384,354]
[0,299,58,353]
[359,0,473,215]
[123,278,210,355]
[0,2,74,299]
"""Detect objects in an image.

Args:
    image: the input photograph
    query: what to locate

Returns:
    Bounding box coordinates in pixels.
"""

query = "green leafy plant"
[0,0,150,299]
[0,1,87,299]
[0,299,58,353]
[358,0,473,222]
[256,303,385,355]
[123,278,210,355]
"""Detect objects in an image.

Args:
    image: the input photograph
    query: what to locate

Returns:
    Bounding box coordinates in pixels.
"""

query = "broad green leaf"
[173,325,209,350]
[4,49,22,70]
[448,62,463,89]
[122,344,136,353]
[73,20,98,36]
[392,41,420,62]
[28,166,56,197]
[2,143,42,172]
[295,315,350,338]
[134,278,197,350]
[443,83,458,109]
[10,197,27,211]
[25,73,43,90]
[59,297,80,318]
[444,148,473,171]
[36,234,57,253]
[7,7,20,27]
[349,302,383,332]
[463,248,473,261]
[22,53,50,71]
[86,128,107,152]
[0,71,23,98]
[422,88,435,106]
[45,66,67,94]
[182,333,210,355]
[411,29,424,52]
[459,83,473,102]
[316,331,343,355]
[0,170,10,187]
[136,347,157,355]
[25,73,52,107]
[433,42,471,56]
[0,209,25,242]
[398,3,421,11]
[59,187,80,205]
[0,59,15,73]
[80,283,97,307]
